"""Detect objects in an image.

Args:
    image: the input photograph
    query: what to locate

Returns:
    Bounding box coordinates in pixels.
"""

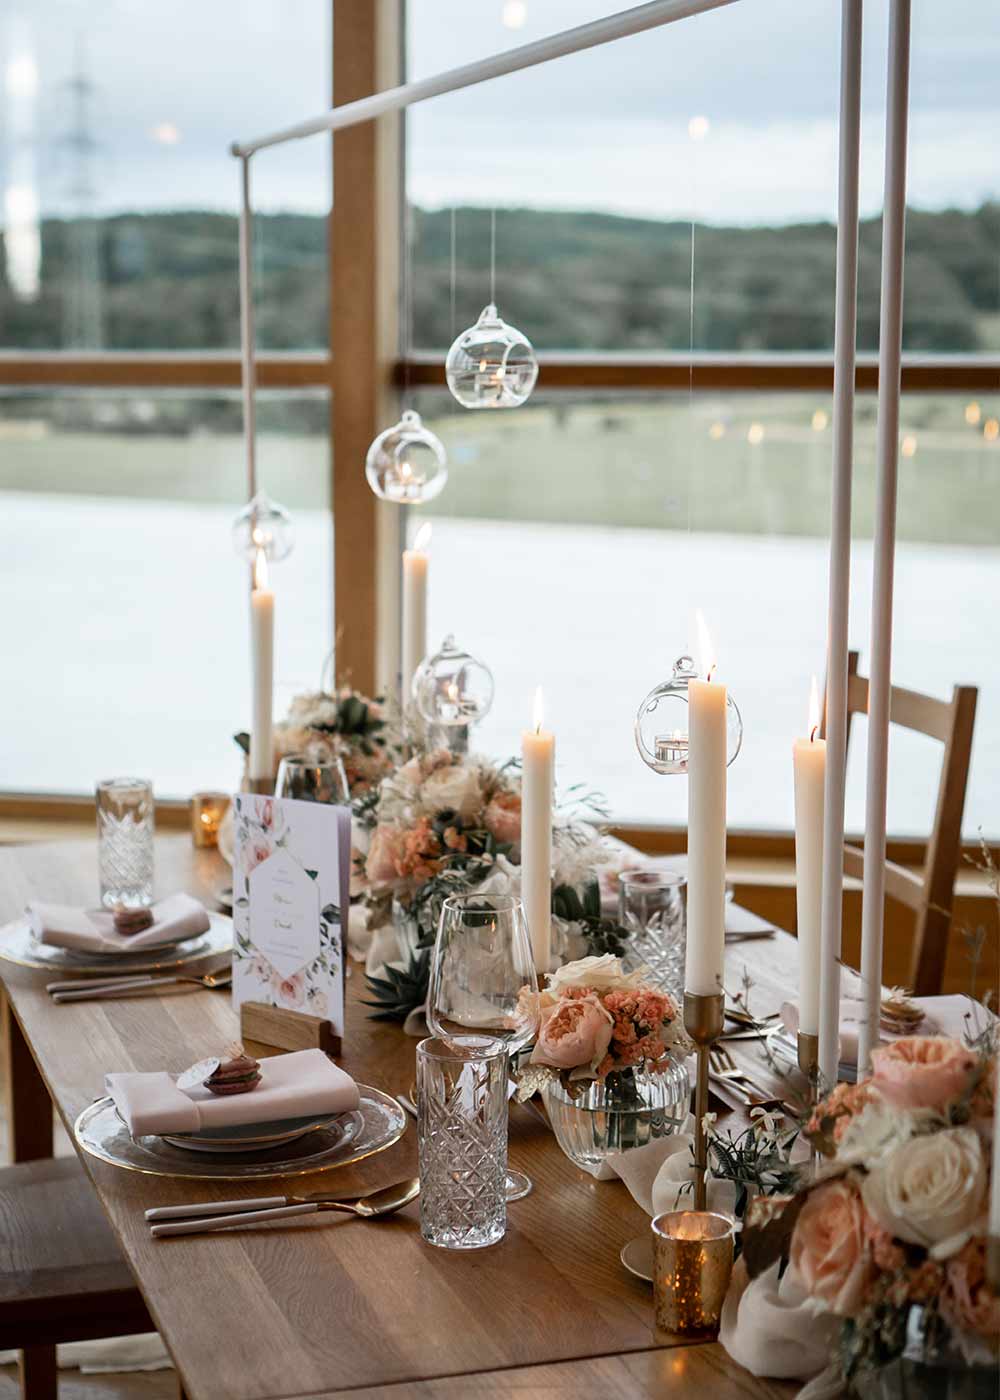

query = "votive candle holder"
[652,1210,735,1335]
[190,792,229,849]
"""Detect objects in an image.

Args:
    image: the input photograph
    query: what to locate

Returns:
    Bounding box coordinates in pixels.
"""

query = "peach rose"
[273,971,305,1008]
[242,837,272,877]
[789,1179,873,1316]
[871,1035,977,1111]
[484,791,521,845]
[365,826,405,884]
[941,1240,1000,1339]
[530,994,613,1073]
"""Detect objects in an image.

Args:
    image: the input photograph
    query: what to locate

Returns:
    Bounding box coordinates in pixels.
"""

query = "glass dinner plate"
[0,912,232,975]
[74,1084,407,1180]
[160,1109,352,1155]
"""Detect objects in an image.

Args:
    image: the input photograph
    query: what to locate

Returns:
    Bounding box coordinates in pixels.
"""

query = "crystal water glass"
[97,777,154,908]
[417,1035,508,1250]
[619,869,686,998]
[426,892,538,1202]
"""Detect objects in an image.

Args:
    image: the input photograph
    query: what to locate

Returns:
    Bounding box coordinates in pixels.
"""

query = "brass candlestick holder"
[797,1030,820,1098]
[683,990,725,1211]
[247,777,275,796]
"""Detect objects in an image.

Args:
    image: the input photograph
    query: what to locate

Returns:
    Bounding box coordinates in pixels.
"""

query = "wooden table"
[0,836,798,1400]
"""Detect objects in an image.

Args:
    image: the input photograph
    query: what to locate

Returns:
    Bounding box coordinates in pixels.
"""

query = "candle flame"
[533,685,544,734]
[252,547,269,591]
[413,521,432,552]
[694,609,716,681]
[446,680,460,704]
[808,674,821,742]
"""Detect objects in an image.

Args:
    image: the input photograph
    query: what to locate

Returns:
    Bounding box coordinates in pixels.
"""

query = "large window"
[404,0,999,836]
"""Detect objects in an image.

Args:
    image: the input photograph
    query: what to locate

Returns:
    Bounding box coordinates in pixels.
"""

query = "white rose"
[421,764,483,820]
[861,1126,987,1258]
[546,953,644,996]
[835,1100,931,1167]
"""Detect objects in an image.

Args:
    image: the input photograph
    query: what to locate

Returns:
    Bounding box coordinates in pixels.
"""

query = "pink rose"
[260,798,274,829]
[365,826,405,885]
[789,1180,873,1316]
[242,837,272,877]
[484,791,521,845]
[941,1239,1000,1339]
[273,971,305,1009]
[871,1035,977,1111]
[530,994,613,1073]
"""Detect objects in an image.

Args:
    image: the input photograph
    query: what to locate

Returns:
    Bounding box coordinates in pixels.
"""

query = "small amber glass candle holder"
[190,792,229,849]
[652,1210,735,1335]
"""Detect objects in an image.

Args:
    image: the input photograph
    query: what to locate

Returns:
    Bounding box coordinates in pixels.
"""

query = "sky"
[2,0,998,226]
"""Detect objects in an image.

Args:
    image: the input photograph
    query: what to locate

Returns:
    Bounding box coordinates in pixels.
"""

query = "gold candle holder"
[797,1030,820,1098]
[652,1210,734,1335]
[190,792,229,849]
[683,990,725,1211]
[988,1236,1000,1296]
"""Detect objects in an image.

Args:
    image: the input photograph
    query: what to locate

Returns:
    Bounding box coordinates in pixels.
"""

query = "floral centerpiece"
[357,748,634,1020]
[515,955,691,1170]
[739,1034,998,1395]
[235,684,394,797]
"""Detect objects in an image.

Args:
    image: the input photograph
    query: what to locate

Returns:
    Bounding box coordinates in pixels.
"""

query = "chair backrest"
[832,651,977,995]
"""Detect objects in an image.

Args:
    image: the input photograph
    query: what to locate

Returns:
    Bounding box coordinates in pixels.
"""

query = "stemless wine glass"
[426,892,538,1201]
[274,753,350,804]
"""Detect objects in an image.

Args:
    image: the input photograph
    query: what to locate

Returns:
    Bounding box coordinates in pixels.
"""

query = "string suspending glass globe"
[635,655,743,775]
[365,410,448,504]
[413,635,495,730]
[231,491,294,563]
[445,304,538,410]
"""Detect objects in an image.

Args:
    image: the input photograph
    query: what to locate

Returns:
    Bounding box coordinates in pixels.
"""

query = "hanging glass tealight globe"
[365,410,448,504]
[231,491,295,562]
[413,635,495,730]
[445,303,538,410]
[634,655,743,775]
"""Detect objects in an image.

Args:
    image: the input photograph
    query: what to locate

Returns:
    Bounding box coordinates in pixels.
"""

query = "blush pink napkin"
[28,892,210,954]
[107,1048,360,1137]
[780,972,975,1066]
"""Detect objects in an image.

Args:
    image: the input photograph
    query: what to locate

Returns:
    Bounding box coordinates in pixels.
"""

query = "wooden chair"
[0,1156,153,1399]
[831,650,977,996]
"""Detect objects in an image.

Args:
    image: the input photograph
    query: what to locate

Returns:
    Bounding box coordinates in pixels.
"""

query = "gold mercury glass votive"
[190,792,229,849]
[652,1210,735,1335]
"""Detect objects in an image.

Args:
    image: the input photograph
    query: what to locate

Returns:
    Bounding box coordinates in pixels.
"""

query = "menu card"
[231,793,350,1037]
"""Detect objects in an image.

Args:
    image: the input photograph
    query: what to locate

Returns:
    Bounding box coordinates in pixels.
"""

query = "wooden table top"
[0,836,798,1400]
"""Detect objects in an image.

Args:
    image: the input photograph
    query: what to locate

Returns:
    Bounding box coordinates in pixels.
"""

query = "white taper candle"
[521,687,554,973]
[793,678,826,1038]
[249,548,274,781]
[686,614,727,997]
[401,521,430,706]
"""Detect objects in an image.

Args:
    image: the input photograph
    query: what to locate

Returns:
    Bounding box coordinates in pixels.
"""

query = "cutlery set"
[47,968,232,1002]
[145,1178,420,1238]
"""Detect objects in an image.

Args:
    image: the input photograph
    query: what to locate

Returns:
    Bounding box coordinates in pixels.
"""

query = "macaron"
[205,1051,262,1096]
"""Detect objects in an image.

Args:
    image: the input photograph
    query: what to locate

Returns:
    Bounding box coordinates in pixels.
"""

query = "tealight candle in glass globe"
[231,491,295,562]
[635,655,743,775]
[365,410,448,504]
[445,304,538,410]
[413,636,494,753]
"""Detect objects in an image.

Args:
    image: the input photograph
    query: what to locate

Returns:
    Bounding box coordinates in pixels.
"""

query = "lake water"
[2,490,995,836]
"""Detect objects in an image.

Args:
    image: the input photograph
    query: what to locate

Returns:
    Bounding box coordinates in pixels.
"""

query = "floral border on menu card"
[231,793,350,1034]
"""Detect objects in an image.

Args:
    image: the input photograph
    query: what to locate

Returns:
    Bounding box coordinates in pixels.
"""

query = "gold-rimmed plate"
[160,1109,352,1155]
[74,1085,406,1180]
[0,913,232,975]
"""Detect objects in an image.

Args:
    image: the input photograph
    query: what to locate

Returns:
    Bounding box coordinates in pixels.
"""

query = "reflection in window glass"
[0,2,329,350]
[407,0,999,352]
[0,390,331,795]
[409,389,999,837]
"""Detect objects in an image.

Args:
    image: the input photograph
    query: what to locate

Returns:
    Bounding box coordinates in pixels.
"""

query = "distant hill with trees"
[2,202,998,355]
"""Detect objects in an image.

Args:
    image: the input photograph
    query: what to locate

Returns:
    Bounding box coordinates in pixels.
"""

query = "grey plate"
[767,1025,857,1084]
[0,912,232,975]
[74,1085,406,1180]
[161,1109,353,1154]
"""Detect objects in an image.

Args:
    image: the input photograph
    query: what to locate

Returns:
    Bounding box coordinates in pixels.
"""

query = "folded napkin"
[780,970,974,1066]
[720,1259,842,1396]
[28,892,210,954]
[601,1113,740,1215]
[107,1048,360,1137]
